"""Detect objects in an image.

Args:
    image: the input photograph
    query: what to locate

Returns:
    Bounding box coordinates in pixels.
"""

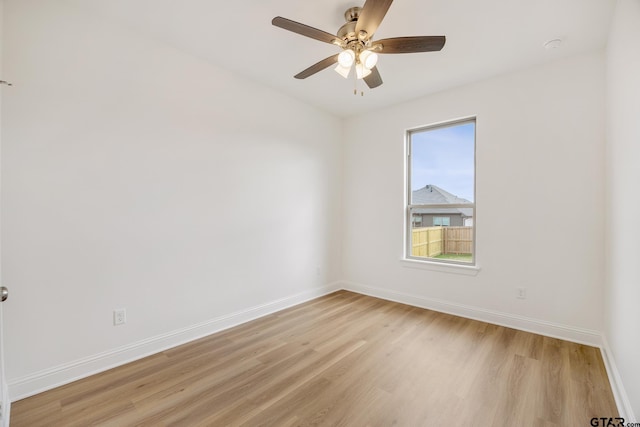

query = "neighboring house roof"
[412,185,473,217]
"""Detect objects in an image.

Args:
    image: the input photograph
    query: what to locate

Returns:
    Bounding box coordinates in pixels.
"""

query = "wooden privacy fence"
[412,227,444,258]
[411,226,472,257]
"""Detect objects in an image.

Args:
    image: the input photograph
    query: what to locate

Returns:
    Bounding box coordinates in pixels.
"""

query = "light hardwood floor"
[11,291,618,426]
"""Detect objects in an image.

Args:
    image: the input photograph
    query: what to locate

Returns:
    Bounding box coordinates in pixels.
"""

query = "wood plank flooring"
[10,291,618,426]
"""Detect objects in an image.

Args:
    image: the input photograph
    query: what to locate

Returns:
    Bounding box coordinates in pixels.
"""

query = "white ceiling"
[65,0,615,117]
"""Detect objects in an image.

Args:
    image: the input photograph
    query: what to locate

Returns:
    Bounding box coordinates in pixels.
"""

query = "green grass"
[433,253,473,262]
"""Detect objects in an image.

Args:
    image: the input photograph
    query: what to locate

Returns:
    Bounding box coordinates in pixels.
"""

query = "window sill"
[400,258,481,276]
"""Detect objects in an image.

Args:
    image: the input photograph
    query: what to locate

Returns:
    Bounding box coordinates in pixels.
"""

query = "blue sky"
[411,122,475,202]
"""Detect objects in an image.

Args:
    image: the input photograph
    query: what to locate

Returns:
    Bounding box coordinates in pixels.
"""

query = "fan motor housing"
[337,21,357,41]
[338,7,363,42]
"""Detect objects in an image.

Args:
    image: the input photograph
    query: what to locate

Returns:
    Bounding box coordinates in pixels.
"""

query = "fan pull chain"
[352,68,364,96]
[353,67,357,95]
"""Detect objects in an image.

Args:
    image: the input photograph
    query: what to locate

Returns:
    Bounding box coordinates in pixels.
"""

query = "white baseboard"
[341,281,603,347]
[8,283,341,401]
[600,335,636,421]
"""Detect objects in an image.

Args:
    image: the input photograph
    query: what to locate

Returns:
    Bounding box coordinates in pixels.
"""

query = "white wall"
[605,0,640,420]
[0,0,342,398]
[343,52,606,339]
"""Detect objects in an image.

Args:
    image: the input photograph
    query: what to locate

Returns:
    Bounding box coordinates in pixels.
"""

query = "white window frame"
[405,117,477,267]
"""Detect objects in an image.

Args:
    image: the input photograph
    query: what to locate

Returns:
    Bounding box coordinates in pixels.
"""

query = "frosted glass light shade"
[334,63,351,78]
[360,50,378,70]
[338,50,356,68]
[355,63,372,79]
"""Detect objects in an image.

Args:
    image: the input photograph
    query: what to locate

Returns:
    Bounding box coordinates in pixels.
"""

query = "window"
[406,118,475,265]
[433,216,451,226]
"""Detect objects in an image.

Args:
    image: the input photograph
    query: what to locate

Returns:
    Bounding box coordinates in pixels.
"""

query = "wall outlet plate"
[516,288,527,299]
[114,309,126,325]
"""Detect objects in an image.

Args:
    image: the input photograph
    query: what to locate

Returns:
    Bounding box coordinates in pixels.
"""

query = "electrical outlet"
[516,288,527,300]
[114,308,126,325]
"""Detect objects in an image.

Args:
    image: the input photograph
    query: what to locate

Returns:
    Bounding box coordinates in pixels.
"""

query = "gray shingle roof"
[412,185,473,217]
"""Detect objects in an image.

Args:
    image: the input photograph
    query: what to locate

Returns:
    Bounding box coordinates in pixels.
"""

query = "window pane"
[409,208,474,263]
[407,120,475,264]
[410,122,475,204]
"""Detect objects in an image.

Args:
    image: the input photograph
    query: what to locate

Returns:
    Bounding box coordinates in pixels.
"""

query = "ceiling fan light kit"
[272,0,446,91]
[338,49,356,68]
[355,63,372,79]
[360,50,378,69]
[334,63,352,78]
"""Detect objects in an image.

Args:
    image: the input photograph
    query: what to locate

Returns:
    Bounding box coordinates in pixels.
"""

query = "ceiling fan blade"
[364,66,383,88]
[355,0,394,40]
[272,17,340,45]
[294,54,340,79]
[376,36,446,53]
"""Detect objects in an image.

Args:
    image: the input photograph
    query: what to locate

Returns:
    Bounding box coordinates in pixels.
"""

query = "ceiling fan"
[272,0,446,90]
